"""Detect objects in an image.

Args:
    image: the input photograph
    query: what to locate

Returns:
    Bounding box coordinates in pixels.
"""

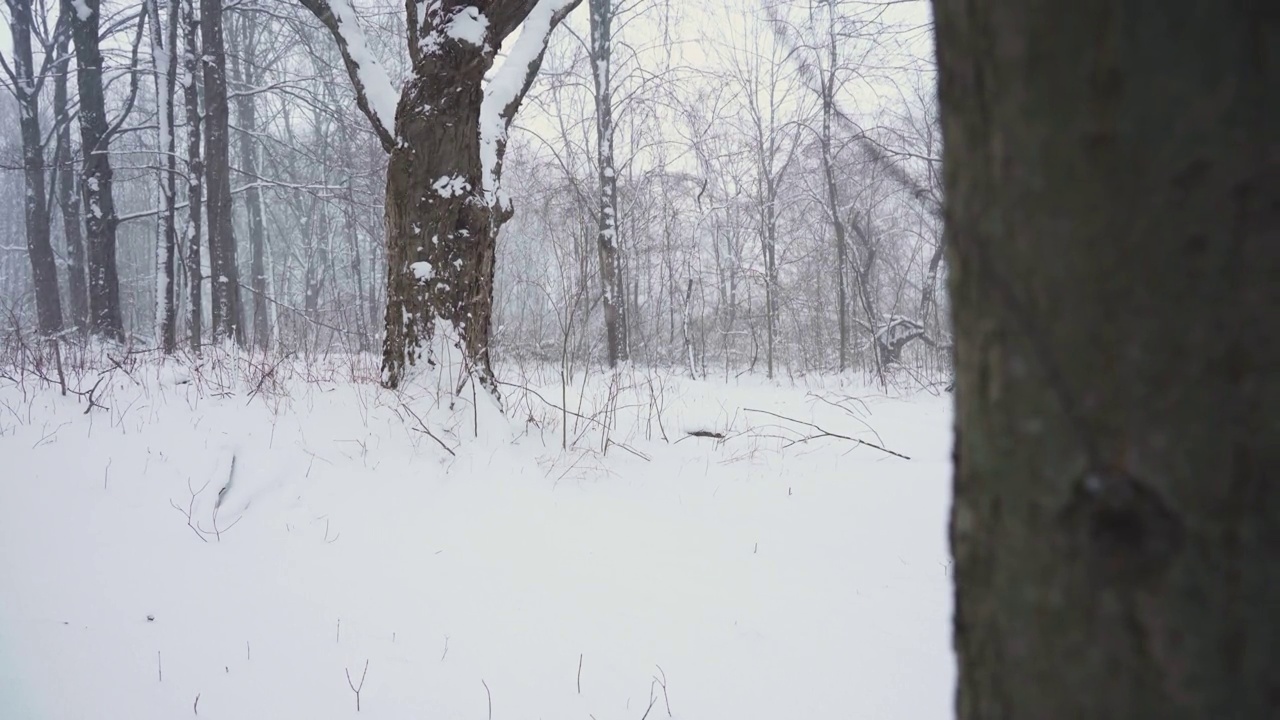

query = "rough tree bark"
[64,0,128,340]
[588,0,628,367]
[181,0,203,350]
[3,0,63,335]
[299,0,582,395]
[201,0,244,345]
[937,0,1279,717]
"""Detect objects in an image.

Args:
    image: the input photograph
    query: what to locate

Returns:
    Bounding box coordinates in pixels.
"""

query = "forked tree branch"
[296,0,398,152]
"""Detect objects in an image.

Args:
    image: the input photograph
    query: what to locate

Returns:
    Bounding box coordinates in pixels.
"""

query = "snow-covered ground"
[0,353,954,719]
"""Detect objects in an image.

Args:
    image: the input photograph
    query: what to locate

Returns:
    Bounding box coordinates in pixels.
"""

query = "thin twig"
[743,408,911,460]
[398,401,457,456]
[654,665,672,717]
[345,659,368,712]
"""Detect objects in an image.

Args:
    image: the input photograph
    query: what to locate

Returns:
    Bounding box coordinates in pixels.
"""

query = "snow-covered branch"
[479,0,582,207]
[297,0,400,152]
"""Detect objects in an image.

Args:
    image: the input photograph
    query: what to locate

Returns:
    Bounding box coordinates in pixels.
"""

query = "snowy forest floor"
[0,349,954,719]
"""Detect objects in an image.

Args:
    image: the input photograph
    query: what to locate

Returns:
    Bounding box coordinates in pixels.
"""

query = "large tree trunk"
[182,0,203,350]
[589,0,628,367]
[201,0,244,346]
[7,0,63,335]
[382,53,499,391]
[65,0,124,340]
[300,0,581,397]
[938,1,1279,717]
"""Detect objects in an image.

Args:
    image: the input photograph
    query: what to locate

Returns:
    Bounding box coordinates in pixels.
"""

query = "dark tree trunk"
[53,36,88,332]
[937,0,1279,717]
[201,0,243,346]
[182,0,203,350]
[589,0,628,367]
[66,0,125,340]
[7,0,63,335]
[382,54,498,390]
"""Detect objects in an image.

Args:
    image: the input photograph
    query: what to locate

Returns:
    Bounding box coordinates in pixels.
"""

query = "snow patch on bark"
[445,6,489,47]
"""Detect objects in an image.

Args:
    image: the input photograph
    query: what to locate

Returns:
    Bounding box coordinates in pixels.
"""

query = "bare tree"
[298,0,583,395]
[228,6,270,349]
[63,0,144,340]
[1,0,63,335]
[52,27,88,331]
[588,0,627,367]
[147,0,180,351]
[201,0,244,345]
[719,8,805,379]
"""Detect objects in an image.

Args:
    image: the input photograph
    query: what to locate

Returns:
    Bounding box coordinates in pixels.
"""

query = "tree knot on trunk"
[1060,467,1184,587]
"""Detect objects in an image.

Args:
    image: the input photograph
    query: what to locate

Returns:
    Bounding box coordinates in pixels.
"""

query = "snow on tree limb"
[480,0,581,207]
[297,0,400,152]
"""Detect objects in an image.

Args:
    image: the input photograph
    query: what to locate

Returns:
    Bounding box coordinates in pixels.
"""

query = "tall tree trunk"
[821,109,849,373]
[341,154,369,352]
[814,6,848,373]
[181,0,203,350]
[758,183,778,380]
[201,0,243,346]
[918,239,944,330]
[938,0,1279,717]
[229,12,269,350]
[148,0,180,352]
[65,0,125,341]
[303,196,329,318]
[53,35,88,332]
[6,0,63,335]
[589,0,628,367]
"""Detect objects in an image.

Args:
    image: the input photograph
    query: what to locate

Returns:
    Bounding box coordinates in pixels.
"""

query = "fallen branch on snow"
[743,408,911,460]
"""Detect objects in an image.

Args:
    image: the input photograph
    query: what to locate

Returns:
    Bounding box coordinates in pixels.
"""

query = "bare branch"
[296,0,397,152]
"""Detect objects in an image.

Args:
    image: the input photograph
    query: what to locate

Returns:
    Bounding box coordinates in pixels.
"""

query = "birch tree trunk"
[182,0,203,350]
[938,0,1280,716]
[148,0,180,352]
